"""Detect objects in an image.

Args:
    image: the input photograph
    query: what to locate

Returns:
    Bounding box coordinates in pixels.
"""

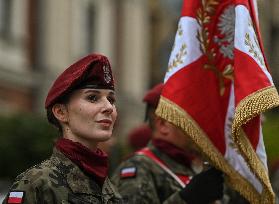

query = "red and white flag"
[156,0,279,203]
[120,167,137,178]
[7,191,24,204]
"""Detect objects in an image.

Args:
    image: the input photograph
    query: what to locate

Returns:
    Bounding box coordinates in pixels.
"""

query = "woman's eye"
[107,96,116,105]
[87,95,98,102]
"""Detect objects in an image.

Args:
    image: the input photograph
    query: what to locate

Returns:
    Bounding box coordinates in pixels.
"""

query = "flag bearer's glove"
[179,167,224,204]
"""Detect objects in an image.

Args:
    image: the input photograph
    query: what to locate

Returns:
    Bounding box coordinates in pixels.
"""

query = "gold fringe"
[239,129,274,204]
[232,86,279,129]
[232,86,279,203]
[156,96,261,203]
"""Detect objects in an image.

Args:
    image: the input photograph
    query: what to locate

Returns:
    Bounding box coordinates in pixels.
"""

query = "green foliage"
[263,112,279,167]
[0,113,57,180]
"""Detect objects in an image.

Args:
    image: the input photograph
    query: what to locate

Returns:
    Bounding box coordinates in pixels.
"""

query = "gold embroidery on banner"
[245,33,265,67]
[167,43,187,73]
[232,86,279,204]
[197,0,234,96]
[222,64,234,81]
[244,18,266,68]
[197,0,233,96]
[169,23,183,55]
[178,23,183,36]
[156,96,262,203]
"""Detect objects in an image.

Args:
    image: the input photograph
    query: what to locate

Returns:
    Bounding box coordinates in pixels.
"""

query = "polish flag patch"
[7,191,24,204]
[120,167,137,178]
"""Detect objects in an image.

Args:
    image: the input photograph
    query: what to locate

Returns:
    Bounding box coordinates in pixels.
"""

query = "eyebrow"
[84,90,100,94]
[84,89,115,95]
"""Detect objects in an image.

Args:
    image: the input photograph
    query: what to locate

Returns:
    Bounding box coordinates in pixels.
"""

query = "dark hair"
[46,92,71,133]
[145,105,156,131]
[47,107,62,133]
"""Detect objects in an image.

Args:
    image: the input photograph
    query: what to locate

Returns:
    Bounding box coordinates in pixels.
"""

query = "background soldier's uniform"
[112,142,194,204]
[3,148,123,204]
[112,141,248,204]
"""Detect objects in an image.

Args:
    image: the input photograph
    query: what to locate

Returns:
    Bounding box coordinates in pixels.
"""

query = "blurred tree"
[0,113,57,180]
[263,111,279,168]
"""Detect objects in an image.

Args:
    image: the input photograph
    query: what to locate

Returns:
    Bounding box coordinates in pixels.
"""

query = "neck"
[63,135,98,151]
[151,138,194,168]
[153,133,184,150]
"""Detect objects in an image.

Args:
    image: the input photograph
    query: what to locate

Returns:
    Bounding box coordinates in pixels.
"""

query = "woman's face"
[61,88,117,149]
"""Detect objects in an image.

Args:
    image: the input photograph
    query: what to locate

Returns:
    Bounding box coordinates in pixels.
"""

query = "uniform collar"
[51,148,121,200]
[147,142,195,176]
[55,138,108,186]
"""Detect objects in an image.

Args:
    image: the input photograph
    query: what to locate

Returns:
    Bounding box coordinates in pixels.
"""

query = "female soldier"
[3,54,123,203]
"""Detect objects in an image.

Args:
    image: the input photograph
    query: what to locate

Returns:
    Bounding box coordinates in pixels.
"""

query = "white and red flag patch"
[156,0,279,203]
[7,191,24,204]
[120,167,137,178]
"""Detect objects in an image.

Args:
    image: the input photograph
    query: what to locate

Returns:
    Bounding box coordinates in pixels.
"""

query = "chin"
[97,136,111,142]
[95,131,112,142]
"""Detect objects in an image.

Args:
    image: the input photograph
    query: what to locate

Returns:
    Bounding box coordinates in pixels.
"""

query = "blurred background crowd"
[0,0,279,202]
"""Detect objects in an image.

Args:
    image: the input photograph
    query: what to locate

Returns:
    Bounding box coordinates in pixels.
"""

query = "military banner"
[156,0,279,203]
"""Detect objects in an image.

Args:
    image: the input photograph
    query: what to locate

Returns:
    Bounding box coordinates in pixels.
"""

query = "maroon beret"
[45,53,114,108]
[143,83,164,108]
[128,124,152,150]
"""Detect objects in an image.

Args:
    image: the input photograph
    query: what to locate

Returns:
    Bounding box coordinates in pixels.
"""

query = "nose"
[101,98,114,114]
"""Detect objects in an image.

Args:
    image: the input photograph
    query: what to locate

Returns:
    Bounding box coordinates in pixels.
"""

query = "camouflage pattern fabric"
[3,148,123,204]
[112,142,194,204]
[112,142,249,204]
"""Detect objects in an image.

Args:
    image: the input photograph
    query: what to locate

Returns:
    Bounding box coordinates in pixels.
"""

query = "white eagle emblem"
[214,5,235,60]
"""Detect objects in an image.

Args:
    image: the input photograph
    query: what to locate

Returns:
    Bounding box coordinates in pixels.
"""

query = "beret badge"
[103,64,112,84]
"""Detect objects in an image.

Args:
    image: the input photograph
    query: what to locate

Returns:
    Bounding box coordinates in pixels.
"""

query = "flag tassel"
[156,96,269,203]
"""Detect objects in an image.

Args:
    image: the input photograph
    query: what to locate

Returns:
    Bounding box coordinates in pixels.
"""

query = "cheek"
[177,130,188,143]
[112,109,117,123]
[70,106,93,123]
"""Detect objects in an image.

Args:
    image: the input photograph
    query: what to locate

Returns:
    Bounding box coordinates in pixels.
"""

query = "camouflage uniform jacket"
[3,148,123,204]
[111,142,194,204]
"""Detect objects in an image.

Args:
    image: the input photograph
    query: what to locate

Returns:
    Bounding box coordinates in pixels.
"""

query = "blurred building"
[258,0,279,86]
[0,0,278,143]
[0,0,181,142]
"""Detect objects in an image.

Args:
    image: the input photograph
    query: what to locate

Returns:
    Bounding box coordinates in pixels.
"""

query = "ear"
[52,104,68,123]
[154,117,169,135]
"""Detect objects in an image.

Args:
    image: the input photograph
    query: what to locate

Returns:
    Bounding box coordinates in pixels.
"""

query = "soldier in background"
[112,83,224,203]
[127,123,152,151]
[3,54,123,204]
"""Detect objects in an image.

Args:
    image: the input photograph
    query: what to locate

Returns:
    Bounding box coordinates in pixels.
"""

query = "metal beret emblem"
[103,65,111,83]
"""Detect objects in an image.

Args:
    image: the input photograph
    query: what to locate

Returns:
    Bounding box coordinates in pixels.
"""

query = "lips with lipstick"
[96,119,113,128]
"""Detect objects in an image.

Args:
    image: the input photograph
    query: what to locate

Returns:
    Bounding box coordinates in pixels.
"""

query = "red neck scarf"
[55,138,108,186]
[152,138,194,168]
